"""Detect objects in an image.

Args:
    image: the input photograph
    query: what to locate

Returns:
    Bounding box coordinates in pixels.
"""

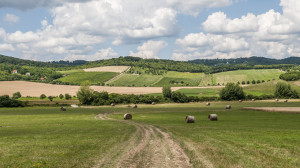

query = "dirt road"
[94,114,192,168]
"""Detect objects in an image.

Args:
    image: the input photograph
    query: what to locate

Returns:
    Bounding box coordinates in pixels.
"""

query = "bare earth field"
[244,107,300,113]
[83,66,130,73]
[0,81,226,97]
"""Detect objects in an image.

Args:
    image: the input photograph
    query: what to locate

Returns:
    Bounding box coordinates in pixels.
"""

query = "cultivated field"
[1,101,299,167]
[213,69,283,85]
[83,66,130,73]
[55,72,118,85]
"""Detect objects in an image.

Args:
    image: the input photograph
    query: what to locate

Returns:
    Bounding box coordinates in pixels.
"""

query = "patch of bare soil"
[94,114,192,168]
[83,66,130,73]
[244,107,300,113]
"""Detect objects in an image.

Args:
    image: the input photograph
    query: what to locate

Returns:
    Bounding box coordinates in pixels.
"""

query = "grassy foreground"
[0,102,299,167]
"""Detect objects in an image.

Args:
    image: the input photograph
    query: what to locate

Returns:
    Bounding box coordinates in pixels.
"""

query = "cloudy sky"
[0,0,299,61]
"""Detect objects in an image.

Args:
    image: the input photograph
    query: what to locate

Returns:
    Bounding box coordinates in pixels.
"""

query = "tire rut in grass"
[94,114,192,168]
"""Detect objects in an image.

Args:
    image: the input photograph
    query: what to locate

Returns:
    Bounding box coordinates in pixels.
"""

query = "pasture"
[212,69,283,85]
[55,72,119,85]
[1,101,299,167]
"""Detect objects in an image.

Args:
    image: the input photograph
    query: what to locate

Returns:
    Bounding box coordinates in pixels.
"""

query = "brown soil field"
[83,66,130,73]
[0,81,228,97]
[244,107,300,113]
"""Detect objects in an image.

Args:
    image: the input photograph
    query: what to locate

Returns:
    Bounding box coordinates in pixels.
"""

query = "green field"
[109,74,163,87]
[55,72,118,85]
[213,69,283,85]
[1,102,300,167]
[175,88,220,97]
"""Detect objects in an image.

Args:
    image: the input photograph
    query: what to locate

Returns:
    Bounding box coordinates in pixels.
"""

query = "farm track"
[94,114,193,168]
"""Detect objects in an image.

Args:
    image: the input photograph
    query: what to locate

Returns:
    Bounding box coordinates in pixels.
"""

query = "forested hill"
[190,56,300,66]
[0,54,297,73]
[0,55,67,67]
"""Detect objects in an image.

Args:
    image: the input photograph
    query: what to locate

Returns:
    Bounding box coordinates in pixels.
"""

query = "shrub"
[65,93,72,100]
[251,80,256,84]
[241,81,245,85]
[40,94,46,99]
[59,94,64,99]
[171,92,188,103]
[0,95,24,107]
[162,86,172,98]
[257,80,261,84]
[12,92,22,99]
[219,83,245,100]
[247,81,250,84]
[274,82,299,98]
[48,96,53,101]
[77,82,94,105]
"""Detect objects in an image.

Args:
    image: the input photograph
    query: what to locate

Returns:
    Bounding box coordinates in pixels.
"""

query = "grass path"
[94,113,192,168]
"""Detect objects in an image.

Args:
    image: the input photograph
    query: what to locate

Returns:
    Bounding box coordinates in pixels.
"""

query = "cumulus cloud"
[0,0,91,11]
[3,14,19,23]
[0,43,15,52]
[129,40,168,59]
[173,0,300,60]
[64,48,119,61]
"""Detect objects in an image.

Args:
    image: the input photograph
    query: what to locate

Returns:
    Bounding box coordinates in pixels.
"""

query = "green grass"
[55,72,118,85]
[213,69,283,85]
[175,88,220,97]
[110,74,163,87]
[58,69,84,74]
[1,102,300,167]
[0,107,135,168]
[109,102,300,168]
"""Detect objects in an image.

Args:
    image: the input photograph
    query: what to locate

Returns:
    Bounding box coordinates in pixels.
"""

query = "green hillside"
[109,74,163,87]
[212,69,283,85]
[55,72,118,85]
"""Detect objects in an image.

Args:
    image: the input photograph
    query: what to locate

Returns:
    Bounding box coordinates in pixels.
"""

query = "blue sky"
[0,0,299,61]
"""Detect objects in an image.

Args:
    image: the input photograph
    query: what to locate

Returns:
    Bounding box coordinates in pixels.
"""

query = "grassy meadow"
[212,69,283,85]
[1,102,299,167]
[55,72,119,85]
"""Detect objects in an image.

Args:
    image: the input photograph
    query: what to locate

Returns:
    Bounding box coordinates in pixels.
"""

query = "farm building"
[26,73,30,76]
[12,70,18,74]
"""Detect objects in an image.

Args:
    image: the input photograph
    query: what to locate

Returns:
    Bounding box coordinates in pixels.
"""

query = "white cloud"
[174,0,300,60]
[64,48,119,61]
[0,43,15,52]
[129,40,168,59]
[3,14,19,23]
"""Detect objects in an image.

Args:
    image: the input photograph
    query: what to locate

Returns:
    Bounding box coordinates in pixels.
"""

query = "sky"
[0,0,299,61]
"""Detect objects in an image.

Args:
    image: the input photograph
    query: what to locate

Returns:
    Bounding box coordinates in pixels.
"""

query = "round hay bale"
[275,99,279,102]
[111,103,115,107]
[226,105,231,109]
[284,99,288,102]
[252,99,255,101]
[60,107,66,111]
[133,104,138,108]
[71,104,79,108]
[123,113,132,120]
[239,100,242,102]
[185,116,195,123]
[208,114,218,121]
[206,102,210,106]
[152,102,156,105]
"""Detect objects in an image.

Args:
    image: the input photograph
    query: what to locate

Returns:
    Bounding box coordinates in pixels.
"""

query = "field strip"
[83,66,130,73]
[94,113,193,168]
[244,107,300,113]
[0,81,240,97]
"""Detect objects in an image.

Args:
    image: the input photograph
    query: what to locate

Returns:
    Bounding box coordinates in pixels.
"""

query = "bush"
[59,94,64,99]
[65,93,72,100]
[48,96,53,101]
[274,82,299,98]
[40,94,46,99]
[241,81,245,85]
[247,81,250,84]
[0,95,24,107]
[12,92,22,99]
[171,92,188,103]
[162,86,172,98]
[251,80,256,84]
[257,80,261,84]
[219,83,245,100]
[77,82,94,105]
